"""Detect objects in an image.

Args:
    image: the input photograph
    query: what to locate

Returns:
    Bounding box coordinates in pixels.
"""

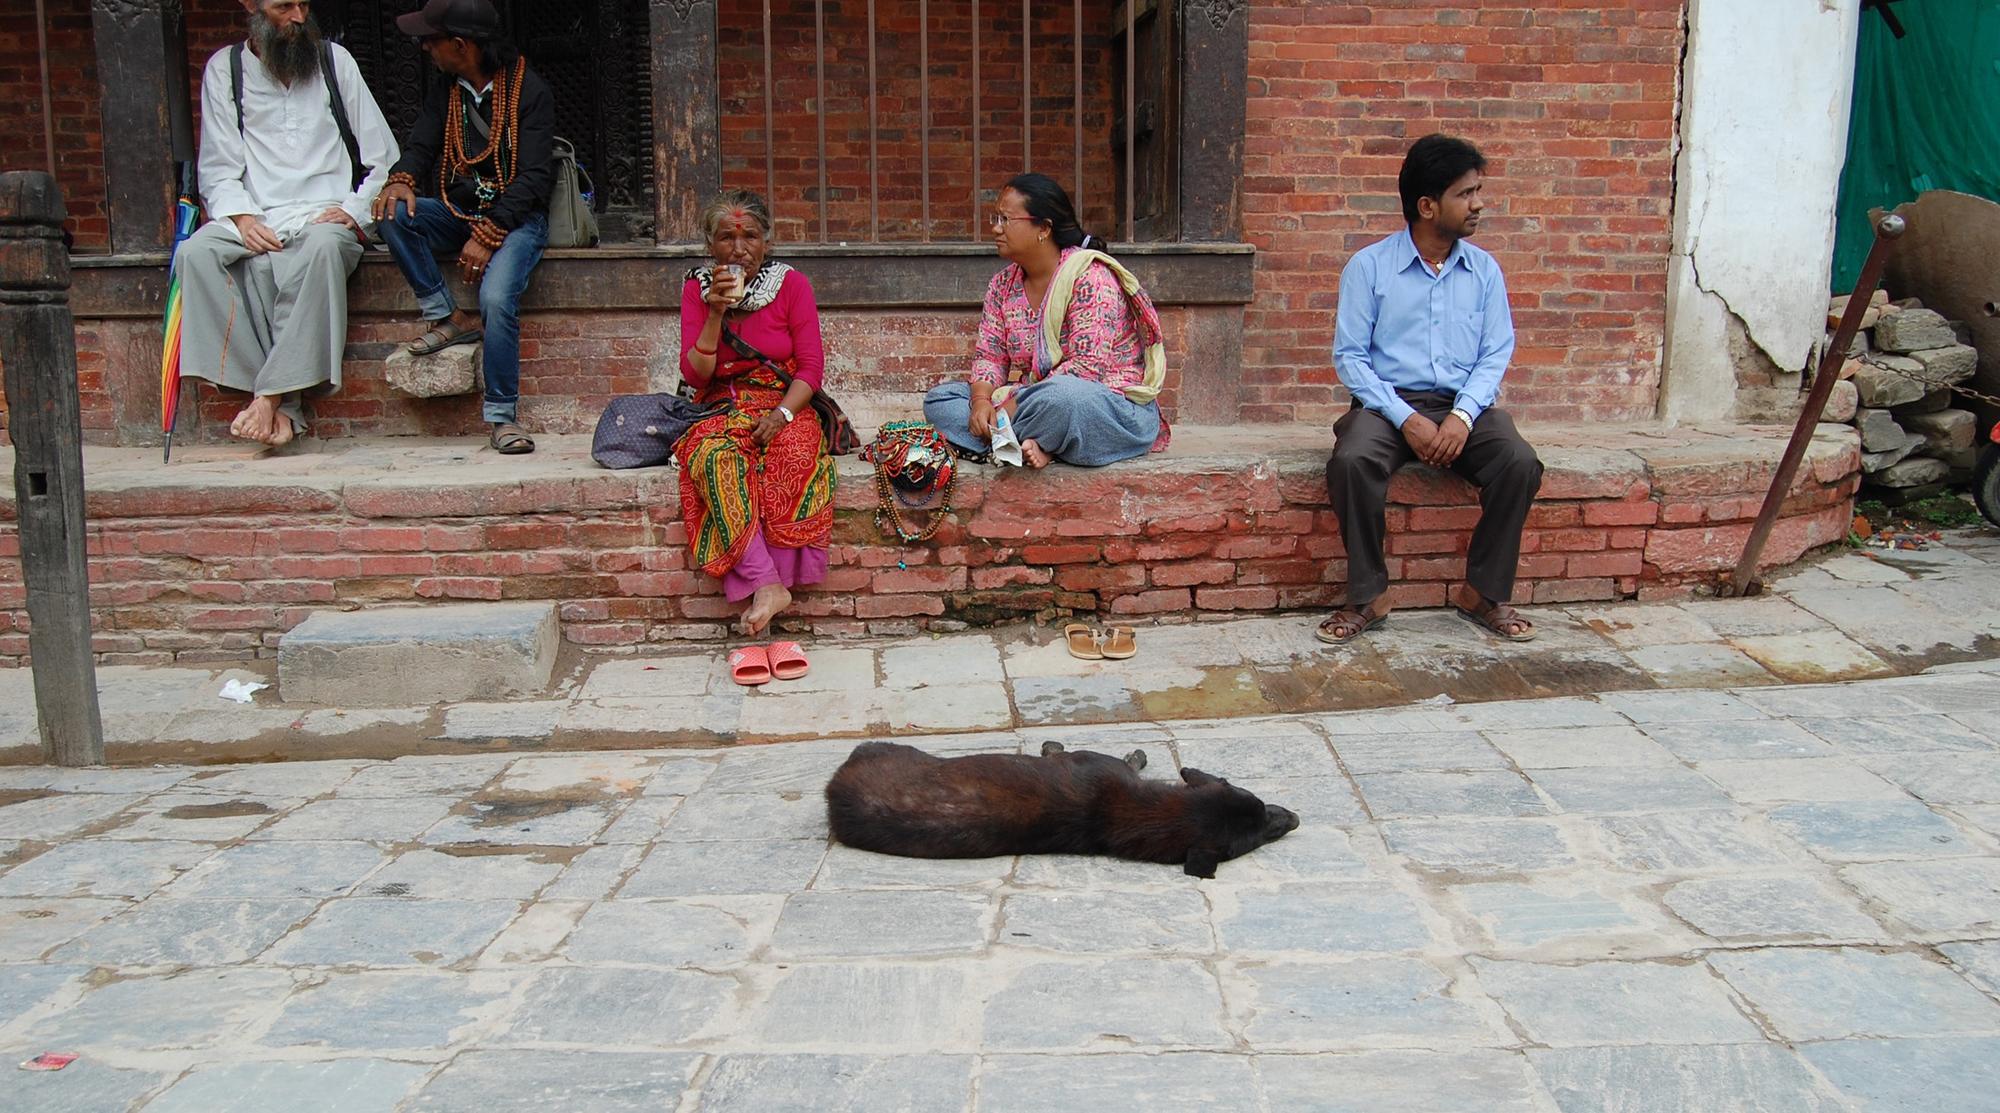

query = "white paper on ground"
[218,679,269,704]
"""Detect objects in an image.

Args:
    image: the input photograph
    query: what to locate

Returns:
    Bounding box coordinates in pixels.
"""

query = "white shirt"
[197,40,399,239]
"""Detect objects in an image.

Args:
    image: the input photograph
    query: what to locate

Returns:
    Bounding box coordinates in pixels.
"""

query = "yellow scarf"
[1028,250,1167,405]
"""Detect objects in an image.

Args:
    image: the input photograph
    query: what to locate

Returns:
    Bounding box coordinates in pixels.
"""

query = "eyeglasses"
[988,213,1038,230]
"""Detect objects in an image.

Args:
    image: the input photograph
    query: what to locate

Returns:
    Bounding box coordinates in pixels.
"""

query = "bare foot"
[740,583,792,636]
[1021,438,1052,469]
[265,409,297,448]
[229,396,278,444]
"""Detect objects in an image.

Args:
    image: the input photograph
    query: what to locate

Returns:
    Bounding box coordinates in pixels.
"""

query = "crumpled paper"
[218,678,269,704]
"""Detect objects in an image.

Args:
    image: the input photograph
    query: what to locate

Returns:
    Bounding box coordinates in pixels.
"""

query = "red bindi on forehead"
[723,209,758,236]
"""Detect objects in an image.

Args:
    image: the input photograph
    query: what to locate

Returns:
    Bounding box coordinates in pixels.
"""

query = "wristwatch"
[775,405,796,424]
[1449,407,1475,429]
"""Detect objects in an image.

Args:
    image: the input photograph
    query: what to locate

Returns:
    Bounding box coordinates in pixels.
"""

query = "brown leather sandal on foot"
[1315,608,1386,645]
[1456,600,1537,642]
[489,422,536,455]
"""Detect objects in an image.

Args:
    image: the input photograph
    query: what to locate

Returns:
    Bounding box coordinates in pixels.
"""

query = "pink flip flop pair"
[729,641,810,686]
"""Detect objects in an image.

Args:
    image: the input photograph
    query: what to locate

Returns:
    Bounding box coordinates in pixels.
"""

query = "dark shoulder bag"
[591,393,728,469]
[719,325,862,456]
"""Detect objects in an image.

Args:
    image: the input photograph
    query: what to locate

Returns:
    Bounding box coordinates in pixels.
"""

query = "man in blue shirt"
[1317,135,1543,644]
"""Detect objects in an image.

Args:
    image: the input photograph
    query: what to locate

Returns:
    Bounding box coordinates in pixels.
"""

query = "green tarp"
[1833,0,2000,292]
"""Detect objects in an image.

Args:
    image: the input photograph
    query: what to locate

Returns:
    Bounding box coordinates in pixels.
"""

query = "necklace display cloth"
[861,419,956,542]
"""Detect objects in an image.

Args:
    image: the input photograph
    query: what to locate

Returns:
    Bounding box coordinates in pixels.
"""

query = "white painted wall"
[1662,0,1862,424]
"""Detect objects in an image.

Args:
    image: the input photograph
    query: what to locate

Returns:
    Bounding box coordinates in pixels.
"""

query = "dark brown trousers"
[1325,390,1543,609]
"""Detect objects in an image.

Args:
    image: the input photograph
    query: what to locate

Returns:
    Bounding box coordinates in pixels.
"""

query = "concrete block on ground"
[1874,307,1955,353]
[1903,408,1975,454]
[278,602,559,706]
[383,343,482,398]
[1909,343,1979,386]
[1869,456,1950,489]
[1855,409,1920,454]
[1861,442,1920,474]
[1893,386,1953,417]
[1852,362,1926,409]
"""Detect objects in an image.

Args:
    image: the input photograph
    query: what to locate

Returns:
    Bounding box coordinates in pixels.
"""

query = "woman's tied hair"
[1004,172,1103,252]
[699,189,774,241]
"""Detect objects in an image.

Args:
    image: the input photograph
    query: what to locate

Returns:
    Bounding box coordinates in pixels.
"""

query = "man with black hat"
[373,0,555,455]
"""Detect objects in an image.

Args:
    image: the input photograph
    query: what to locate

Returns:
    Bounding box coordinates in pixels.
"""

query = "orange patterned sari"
[675,360,836,577]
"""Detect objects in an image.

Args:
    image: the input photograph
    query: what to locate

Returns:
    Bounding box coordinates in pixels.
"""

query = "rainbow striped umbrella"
[160,161,200,463]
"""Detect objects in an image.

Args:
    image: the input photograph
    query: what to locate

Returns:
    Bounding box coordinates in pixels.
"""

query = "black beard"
[250,11,323,86]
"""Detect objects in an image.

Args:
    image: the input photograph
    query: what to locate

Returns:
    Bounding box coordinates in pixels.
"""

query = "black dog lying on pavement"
[824,740,1300,877]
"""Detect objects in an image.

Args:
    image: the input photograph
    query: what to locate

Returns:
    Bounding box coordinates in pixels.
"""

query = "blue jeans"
[924,377,1161,467]
[379,198,547,424]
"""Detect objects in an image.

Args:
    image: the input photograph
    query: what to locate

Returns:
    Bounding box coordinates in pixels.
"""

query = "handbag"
[590,393,726,469]
[546,137,599,248]
[720,326,861,455]
[860,419,956,542]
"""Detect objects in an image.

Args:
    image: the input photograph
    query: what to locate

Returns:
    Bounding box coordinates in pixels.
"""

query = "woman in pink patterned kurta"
[925,174,1168,467]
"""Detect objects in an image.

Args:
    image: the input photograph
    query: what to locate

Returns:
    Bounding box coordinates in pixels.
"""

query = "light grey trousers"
[174,220,364,428]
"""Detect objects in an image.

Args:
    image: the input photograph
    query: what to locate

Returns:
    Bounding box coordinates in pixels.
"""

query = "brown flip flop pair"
[1063,623,1136,660]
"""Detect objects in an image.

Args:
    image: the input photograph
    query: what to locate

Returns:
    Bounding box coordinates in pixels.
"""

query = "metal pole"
[1727,213,1907,597]
[0,172,104,766]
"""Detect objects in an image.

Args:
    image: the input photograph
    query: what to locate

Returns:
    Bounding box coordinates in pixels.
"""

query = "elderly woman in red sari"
[676,190,835,636]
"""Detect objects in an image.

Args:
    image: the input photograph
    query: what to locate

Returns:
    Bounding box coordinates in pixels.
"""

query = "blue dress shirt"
[1332,229,1516,430]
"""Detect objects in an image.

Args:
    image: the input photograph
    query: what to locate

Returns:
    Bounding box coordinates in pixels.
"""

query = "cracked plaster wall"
[1662,0,1861,425]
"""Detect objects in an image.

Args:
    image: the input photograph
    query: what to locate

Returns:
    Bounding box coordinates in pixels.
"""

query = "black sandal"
[488,422,535,455]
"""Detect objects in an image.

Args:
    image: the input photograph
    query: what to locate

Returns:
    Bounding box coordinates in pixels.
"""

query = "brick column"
[649,0,721,244]
[88,0,193,254]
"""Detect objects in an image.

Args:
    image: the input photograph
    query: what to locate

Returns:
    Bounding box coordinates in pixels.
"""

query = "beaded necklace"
[439,60,526,244]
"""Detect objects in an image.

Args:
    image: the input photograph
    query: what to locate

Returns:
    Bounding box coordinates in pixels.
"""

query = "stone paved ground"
[4,664,2000,1110]
[8,534,2000,764]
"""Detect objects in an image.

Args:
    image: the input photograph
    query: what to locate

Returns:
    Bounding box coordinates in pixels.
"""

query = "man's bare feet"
[1021,438,1052,469]
[229,396,281,444]
[266,410,297,448]
[740,583,792,636]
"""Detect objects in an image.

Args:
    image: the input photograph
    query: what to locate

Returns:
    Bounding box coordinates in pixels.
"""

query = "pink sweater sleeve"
[969,270,1011,387]
[678,278,711,386]
[781,270,825,392]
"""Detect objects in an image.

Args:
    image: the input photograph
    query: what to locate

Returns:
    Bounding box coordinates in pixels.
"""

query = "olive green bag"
[547,137,599,248]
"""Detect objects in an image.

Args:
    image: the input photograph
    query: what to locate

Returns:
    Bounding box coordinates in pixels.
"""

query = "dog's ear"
[1180,767,1224,787]
[1183,847,1220,878]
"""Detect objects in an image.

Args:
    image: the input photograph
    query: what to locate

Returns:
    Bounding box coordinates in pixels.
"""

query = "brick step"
[276,601,559,707]
[0,422,1862,667]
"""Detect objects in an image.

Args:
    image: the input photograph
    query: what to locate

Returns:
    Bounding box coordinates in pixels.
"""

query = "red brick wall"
[1,0,107,251]
[1238,1,1683,425]
[2,0,1689,439]
[716,0,1120,243]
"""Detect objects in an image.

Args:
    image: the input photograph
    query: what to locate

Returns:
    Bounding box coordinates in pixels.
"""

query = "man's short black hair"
[1398,134,1487,224]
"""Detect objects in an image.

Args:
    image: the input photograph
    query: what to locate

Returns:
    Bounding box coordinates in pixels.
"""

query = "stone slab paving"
[0,672,1996,1108]
[14,533,2000,766]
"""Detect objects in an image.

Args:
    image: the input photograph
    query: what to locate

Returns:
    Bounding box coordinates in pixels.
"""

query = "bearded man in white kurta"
[179,0,398,446]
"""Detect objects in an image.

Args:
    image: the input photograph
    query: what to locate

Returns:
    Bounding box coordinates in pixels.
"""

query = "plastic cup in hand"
[720,263,746,305]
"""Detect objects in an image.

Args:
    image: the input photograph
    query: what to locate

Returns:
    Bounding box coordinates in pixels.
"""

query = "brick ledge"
[0,422,1862,663]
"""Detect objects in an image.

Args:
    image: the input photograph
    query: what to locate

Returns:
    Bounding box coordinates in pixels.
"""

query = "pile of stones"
[1822,289,1983,496]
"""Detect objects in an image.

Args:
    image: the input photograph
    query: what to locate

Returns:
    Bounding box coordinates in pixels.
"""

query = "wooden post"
[0,172,105,766]
[1179,0,1250,243]
[89,0,193,254]
[650,0,722,243]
